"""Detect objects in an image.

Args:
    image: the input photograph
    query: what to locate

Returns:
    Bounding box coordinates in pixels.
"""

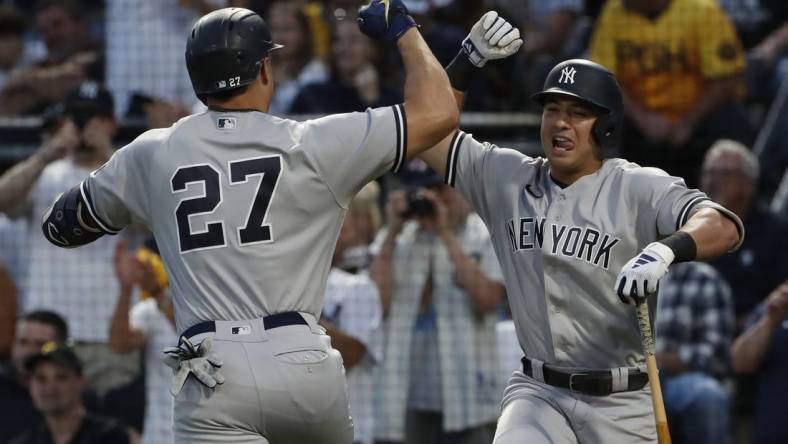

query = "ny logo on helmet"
[559,66,576,84]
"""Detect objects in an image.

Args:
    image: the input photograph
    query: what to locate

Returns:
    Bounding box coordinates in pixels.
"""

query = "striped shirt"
[656,262,735,378]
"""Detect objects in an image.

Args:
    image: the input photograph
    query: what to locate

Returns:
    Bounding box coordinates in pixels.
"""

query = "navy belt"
[522,357,648,396]
[180,312,308,339]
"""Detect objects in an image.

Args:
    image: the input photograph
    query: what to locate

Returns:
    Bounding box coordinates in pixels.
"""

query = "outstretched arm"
[417,11,522,177]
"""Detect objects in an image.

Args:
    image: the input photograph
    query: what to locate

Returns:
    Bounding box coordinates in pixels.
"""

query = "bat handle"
[635,299,672,444]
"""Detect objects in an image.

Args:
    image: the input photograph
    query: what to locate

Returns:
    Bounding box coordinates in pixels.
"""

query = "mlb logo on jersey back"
[231,325,251,335]
[559,66,576,84]
[217,117,237,129]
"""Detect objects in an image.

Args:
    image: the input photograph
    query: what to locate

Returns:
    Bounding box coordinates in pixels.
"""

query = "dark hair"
[35,0,82,21]
[0,6,28,37]
[21,310,69,342]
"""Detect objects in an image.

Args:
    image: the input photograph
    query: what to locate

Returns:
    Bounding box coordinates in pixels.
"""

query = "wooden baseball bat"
[635,298,672,444]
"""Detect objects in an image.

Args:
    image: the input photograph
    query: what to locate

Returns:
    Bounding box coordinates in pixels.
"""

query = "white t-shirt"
[322,268,382,444]
[22,160,120,342]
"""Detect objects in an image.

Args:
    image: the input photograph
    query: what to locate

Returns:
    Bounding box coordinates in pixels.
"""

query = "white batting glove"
[615,242,675,304]
[462,11,523,67]
[164,337,225,396]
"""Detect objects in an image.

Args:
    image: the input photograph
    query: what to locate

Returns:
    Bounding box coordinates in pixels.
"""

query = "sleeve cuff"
[391,104,407,174]
[696,201,745,251]
[80,180,122,234]
[675,196,709,231]
[444,130,465,187]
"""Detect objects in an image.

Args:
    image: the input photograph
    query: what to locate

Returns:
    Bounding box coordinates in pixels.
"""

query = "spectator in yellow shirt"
[590,0,754,187]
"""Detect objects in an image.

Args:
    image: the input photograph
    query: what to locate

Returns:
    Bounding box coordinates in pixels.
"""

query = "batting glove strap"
[357,0,418,43]
[462,11,523,67]
[614,242,675,304]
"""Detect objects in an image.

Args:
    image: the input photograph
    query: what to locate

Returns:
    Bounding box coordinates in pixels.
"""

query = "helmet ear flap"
[592,113,621,157]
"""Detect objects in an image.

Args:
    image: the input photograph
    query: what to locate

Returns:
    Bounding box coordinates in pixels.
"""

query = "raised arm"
[397,30,458,156]
[731,282,788,373]
[108,241,145,353]
[0,122,77,213]
[357,0,458,156]
[417,11,522,177]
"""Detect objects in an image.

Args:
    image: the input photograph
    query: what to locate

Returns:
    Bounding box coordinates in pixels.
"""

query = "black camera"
[401,187,435,218]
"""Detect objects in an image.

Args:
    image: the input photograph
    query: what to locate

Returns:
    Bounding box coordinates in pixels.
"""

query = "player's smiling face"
[540,95,602,184]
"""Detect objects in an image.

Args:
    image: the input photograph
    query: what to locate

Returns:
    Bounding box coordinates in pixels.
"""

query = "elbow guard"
[41,184,109,248]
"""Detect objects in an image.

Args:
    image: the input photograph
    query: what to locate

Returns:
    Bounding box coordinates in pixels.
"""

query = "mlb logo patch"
[217,117,236,130]
[231,325,251,335]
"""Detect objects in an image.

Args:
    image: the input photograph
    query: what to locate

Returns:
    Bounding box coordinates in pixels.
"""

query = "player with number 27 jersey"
[83,106,406,334]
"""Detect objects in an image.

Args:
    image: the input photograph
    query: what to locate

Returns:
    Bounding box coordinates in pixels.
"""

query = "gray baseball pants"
[172,312,353,444]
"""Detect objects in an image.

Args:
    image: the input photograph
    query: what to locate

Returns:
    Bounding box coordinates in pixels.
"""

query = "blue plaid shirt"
[656,262,735,378]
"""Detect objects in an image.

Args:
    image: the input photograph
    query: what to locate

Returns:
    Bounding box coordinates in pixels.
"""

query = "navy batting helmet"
[185,8,283,97]
[531,59,623,152]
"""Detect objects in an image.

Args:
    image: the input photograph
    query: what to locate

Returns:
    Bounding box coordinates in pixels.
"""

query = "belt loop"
[255,316,270,341]
[611,367,629,393]
[298,312,323,334]
[531,358,545,383]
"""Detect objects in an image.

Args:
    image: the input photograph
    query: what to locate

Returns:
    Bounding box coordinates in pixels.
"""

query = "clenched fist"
[462,11,523,67]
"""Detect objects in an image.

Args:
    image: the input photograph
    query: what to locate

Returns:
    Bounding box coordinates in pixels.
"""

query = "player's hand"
[357,0,417,43]
[37,120,79,164]
[766,281,788,324]
[462,11,523,67]
[615,242,675,304]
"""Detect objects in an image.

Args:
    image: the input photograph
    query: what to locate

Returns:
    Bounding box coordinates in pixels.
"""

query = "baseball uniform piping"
[446,130,464,187]
[80,180,122,234]
[391,104,406,173]
[676,196,708,231]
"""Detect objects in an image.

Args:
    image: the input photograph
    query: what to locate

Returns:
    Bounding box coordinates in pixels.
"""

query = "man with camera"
[0,81,138,398]
[370,159,506,444]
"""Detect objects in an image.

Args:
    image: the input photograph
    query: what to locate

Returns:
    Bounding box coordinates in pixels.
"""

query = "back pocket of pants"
[273,348,348,422]
[274,348,328,365]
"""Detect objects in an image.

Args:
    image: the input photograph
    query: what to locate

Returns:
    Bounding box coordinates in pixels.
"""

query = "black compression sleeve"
[445,50,478,92]
[659,231,697,263]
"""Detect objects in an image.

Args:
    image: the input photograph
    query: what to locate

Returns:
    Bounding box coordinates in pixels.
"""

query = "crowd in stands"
[0,1,786,443]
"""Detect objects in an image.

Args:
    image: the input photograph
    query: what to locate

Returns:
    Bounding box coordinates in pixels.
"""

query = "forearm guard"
[41,184,107,248]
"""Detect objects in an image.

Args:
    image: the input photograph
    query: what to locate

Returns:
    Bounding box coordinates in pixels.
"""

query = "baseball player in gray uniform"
[418,12,745,443]
[37,3,476,443]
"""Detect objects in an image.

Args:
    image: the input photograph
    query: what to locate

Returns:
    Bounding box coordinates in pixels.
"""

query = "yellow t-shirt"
[589,0,745,121]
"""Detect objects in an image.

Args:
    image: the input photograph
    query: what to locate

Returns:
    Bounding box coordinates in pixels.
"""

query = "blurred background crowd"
[0,0,786,443]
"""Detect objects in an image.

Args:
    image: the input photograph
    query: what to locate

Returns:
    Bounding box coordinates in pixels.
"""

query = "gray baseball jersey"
[81,105,406,333]
[444,131,744,369]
